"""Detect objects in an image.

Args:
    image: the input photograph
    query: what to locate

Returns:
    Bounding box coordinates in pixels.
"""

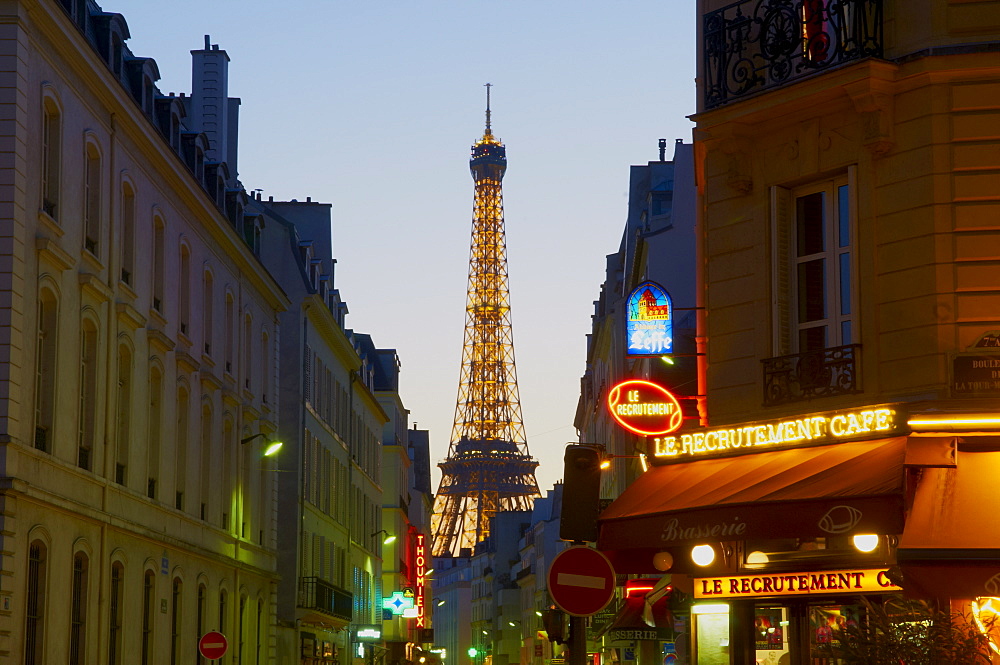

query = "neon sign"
[413,533,427,627]
[651,406,901,462]
[607,380,683,436]
[694,569,901,599]
[626,281,673,357]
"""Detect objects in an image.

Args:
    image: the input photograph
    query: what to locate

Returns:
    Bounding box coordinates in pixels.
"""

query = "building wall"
[6,1,287,664]
[695,0,1000,423]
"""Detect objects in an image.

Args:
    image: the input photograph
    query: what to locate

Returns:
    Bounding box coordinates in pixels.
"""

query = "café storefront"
[596,403,1000,664]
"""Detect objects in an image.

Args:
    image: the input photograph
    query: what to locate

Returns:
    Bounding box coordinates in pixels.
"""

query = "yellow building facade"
[598,1,1000,662]
[4,1,288,663]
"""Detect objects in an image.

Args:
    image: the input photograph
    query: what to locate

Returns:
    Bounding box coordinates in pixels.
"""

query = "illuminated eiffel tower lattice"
[431,85,540,558]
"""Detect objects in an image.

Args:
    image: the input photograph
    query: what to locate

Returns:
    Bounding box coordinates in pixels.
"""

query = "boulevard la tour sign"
[607,379,683,436]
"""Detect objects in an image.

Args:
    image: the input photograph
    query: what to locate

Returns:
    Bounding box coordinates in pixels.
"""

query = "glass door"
[753,606,789,665]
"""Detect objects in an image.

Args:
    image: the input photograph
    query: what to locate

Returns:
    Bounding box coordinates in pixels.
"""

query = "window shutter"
[771,185,792,356]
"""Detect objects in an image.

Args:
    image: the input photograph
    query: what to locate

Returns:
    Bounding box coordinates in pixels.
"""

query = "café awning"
[598,437,910,573]
[897,446,1000,599]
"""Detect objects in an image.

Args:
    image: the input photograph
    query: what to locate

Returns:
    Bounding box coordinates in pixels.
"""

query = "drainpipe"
[694,136,709,427]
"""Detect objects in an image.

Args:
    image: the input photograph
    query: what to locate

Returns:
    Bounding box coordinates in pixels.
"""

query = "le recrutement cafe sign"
[606,378,905,464]
[649,405,903,464]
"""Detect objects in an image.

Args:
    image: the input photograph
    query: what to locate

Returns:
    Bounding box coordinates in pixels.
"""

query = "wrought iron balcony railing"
[298,577,352,622]
[762,344,861,406]
[703,0,883,109]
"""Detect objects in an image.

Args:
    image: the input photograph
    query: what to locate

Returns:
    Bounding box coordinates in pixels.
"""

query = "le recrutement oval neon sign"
[607,379,683,436]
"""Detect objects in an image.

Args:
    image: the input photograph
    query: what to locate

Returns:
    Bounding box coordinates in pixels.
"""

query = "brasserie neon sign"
[652,406,900,462]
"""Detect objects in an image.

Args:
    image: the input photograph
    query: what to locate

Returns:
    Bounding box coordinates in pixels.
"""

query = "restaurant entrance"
[691,597,874,665]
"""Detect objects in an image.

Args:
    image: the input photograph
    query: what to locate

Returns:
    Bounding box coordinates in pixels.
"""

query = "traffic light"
[541,608,566,644]
[559,444,604,543]
[467,647,479,659]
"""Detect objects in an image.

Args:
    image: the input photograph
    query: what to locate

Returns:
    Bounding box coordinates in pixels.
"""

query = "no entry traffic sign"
[199,631,228,660]
[547,546,616,616]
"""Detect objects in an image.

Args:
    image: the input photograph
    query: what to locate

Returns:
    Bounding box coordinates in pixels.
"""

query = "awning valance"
[897,448,1000,599]
[598,437,910,571]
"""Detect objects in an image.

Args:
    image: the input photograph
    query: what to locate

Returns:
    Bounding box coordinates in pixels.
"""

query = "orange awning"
[598,437,909,573]
[897,447,1000,599]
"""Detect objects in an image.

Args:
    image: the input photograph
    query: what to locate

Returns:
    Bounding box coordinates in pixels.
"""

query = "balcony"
[762,344,861,406]
[703,0,883,109]
[298,577,352,623]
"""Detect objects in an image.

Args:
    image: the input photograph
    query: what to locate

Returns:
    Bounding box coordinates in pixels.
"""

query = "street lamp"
[371,529,396,545]
[240,433,282,457]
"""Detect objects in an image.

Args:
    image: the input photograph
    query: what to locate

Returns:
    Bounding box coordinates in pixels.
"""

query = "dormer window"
[170,114,180,150]
[111,34,122,76]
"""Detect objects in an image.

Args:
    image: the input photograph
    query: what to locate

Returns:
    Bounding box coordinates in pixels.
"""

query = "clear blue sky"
[123,0,697,492]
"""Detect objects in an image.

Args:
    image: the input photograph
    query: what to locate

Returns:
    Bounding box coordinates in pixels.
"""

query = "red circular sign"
[607,379,683,436]
[199,631,228,660]
[547,546,616,616]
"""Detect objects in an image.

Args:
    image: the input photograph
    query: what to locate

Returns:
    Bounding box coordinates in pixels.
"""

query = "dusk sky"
[124,1,697,492]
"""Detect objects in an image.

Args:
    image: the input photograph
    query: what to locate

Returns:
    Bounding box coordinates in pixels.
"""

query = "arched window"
[41,96,61,220]
[24,539,47,664]
[147,365,162,499]
[175,387,189,511]
[141,570,155,665]
[152,216,165,312]
[200,402,213,522]
[179,245,191,336]
[238,594,247,665]
[120,183,135,286]
[169,577,182,665]
[84,142,101,255]
[34,288,57,453]
[222,418,233,534]
[218,588,229,664]
[69,551,89,665]
[115,344,132,485]
[203,271,213,356]
[261,331,269,405]
[255,597,263,665]
[224,292,234,374]
[196,584,207,665]
[243,314,252,392]
[108,561,124,665]
[78,318,98,470]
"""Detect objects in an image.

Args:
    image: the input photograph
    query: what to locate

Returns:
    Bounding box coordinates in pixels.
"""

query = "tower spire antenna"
[484,82,492,135]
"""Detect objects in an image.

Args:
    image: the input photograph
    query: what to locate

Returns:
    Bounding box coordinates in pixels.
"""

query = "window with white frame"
[772,171,855,356]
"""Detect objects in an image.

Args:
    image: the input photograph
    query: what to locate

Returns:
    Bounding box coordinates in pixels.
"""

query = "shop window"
[753,606,789,664]
[809,603,862,663]
[772,172,855,356]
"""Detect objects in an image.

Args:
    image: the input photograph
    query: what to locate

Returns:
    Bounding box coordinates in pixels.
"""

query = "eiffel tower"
[430,85,540,557]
